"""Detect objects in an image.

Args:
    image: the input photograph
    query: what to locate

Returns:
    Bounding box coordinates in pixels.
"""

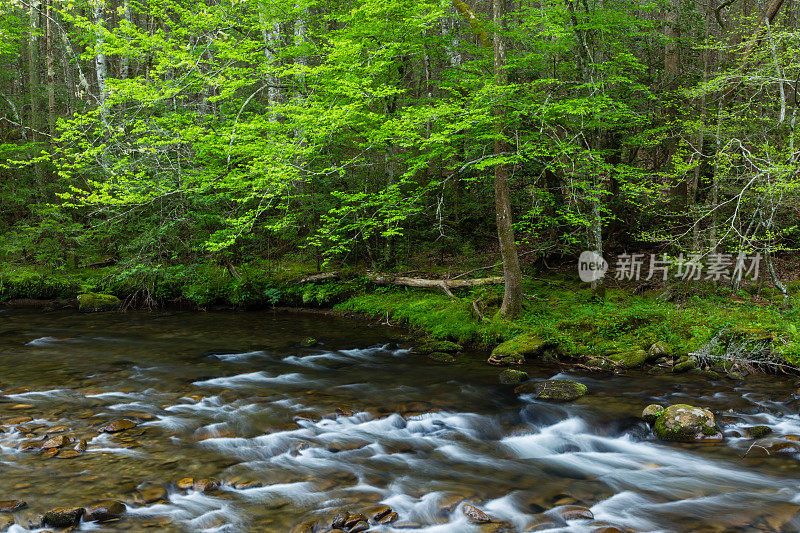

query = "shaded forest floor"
[2,255,799,373]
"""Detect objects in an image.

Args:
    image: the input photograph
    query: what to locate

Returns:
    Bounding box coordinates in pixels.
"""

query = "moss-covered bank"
[2,261,800,373]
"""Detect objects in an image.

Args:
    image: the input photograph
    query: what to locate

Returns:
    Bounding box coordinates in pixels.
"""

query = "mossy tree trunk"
[492,0,522,318]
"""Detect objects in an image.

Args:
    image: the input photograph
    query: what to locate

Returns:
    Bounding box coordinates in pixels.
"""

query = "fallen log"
[296,271,340,283]
[367,273,504,293]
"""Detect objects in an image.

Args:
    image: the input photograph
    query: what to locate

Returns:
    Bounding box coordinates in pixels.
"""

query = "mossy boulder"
[499,369,528,384]
[415,340,462,355]
[488,333,549,366]
[747,425,773,439]
[648,342,671,358]
[641,404,664,423]
[77,293,121,312]
[585,357,614,370]
[672,359,697,373]
[514,379,588,402]
[651,404,721,442]
[607,349,648,369]
[428,352,457,363]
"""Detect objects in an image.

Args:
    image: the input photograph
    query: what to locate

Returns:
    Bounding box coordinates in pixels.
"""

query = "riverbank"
[2,260,799,376]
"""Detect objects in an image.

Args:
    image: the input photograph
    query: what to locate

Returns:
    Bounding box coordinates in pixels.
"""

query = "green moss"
[416,340,462,354]
[641,404,664,423]
[499,369,528,384]
[514,379,588,401]
[428,352,457,363]
[488,333,548,365]
[607,349,648,368]
[652,404,718,441]
[672,359,697,373]
[748,425,773,438]
[77,292,121,312]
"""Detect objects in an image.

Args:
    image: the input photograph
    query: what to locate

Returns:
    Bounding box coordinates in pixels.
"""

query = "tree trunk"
[493,0,523,318]
[663,0,680,83]
[45,0,55,140]
[94,1,108,110]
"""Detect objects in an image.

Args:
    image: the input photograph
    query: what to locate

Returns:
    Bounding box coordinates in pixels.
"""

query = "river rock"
[514,379,588,402]
[138,485,167,504]
[747,425,773,438]
[488,333,548,366]
[42,435,72,449]
[648,342,670,358]
[0,515,13,530]
[428,352,457,363]
[177,477,194,490]
[365,504,392,521]
[652,404,721,442]
[553,505,593,520]
[97,419,136,433]
[3,417,33,426]
[84,500,126,522]
[462,504,492,523]
[672,359,698,373]
[193,478,220,492]
[42,507,84,528]
[641,404,664,423]
[348,520,369,532]
[416,340,462,355]
[0,500,26,513]
[377,512,398,524]
[499,369,528,384]
[77,293,121,312]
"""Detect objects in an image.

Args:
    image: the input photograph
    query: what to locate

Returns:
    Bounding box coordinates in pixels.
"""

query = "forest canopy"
[0,0,798,312]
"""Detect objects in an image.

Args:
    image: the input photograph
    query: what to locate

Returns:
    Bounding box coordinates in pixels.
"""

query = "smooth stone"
[177,478,194,490]
[349,521,369,532]
[0,515,13,530]
[97,419,136,433]
[377,512,398,524]
[3,417,33,426]
[138,486,167,504]
[42,507,84,528]
[57,450,81,459]
[0,501,26,513]
[84,500,126,522]
[366,505,392,521]
[41,448,59,459]
[344,513,367,528]
[462,504,492,524]
[554,505,593,520]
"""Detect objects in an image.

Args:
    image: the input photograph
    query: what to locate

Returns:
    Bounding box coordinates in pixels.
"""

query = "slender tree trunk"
[45,0,55,140]
[28,0,44,186]
[120,0,131,80]
[94,1,108,110]
[663,0,680,83]
[493,0,523,318]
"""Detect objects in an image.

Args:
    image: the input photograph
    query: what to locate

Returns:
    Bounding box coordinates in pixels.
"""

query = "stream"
[2,308,800,532]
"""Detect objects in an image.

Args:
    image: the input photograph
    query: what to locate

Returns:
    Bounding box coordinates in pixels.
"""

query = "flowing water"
[2,309,800,532]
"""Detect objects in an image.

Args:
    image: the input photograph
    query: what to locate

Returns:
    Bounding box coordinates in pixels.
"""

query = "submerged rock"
[77,293,121,312]
[488,333,548,366]
[84,500,126,522]
[428,352,457,363]
[0,500,26,513]
[499,369,528,384]
[416,340,462,355]
[651,404,721,442]
[514,379,588,402]
[97,419,136,433]
[42,507,84,528]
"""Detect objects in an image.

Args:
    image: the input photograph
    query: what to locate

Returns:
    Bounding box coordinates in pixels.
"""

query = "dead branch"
[297,271,340,283]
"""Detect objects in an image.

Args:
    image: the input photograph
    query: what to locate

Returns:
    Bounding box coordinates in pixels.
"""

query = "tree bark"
[493,0,523,318]
[45,0,55,140]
